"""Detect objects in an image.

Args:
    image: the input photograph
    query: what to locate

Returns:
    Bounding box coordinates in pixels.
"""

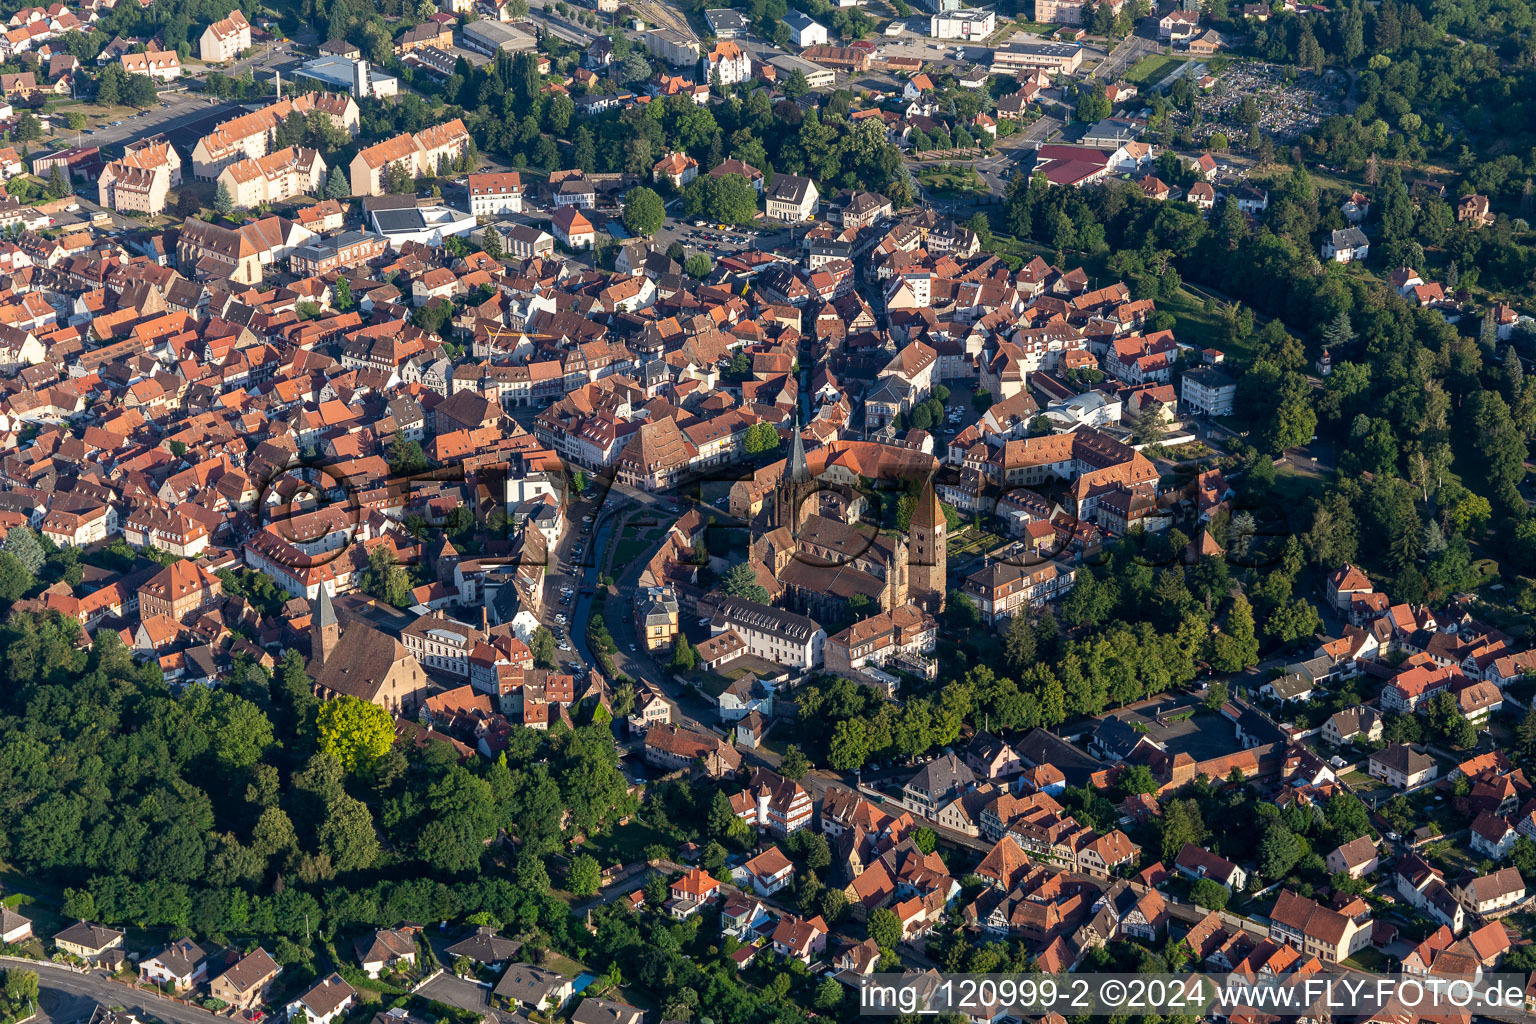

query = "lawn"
[988,19,1057,42]
[1272,464,1325,504]
[916,164,989,198]
[1125,55,1188,86]
[1159,284,1228,352]
[577,820,674,869]
[613,524,667,568]
[1343,948,1388,972]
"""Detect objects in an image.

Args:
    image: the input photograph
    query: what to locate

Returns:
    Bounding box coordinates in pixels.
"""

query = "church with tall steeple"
[749,423,946,622]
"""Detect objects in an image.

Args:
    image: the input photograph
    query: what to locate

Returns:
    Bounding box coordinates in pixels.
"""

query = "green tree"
[333,275,353,311]
[780,744,810,780]
[867,906,902,950]
[720,562,770,603]
[316,696,394,773]
[318,793,379,871]
[213,179,235,215]
[670,636,697,672]
[1258,823,1303,879]
[97,63,123,106]
[3,526,43,573]
[1189,877,1230,910]
[621,186,666,236]
[45,166,72,200]
[815,976,844,1011]
[529,626,559,669]
[0,551,34,603]
[13,113,41,142]
[567,853,602,896]
[362,546,411,606]
[1210,595,1259,672]
[388,434,427,475]
[1004,612,1036,671]
[61,887,96,921]
[325,166,351,200]
[827,719,871,772]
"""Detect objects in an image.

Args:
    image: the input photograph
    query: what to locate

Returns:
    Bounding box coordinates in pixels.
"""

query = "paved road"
[0,957,223,1024]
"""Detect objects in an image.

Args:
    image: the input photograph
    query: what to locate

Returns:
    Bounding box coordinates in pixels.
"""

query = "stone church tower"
[311,584,340,666]
[907,478,947,613]
[774,424,815,534]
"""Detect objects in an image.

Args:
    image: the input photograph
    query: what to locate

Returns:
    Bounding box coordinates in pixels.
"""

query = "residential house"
[570,999,644,1024]
[199,9,250,61]
[552,207,594,250]
[1456,867,1526,920]
[903,755,975,817]
[467,172,523,216]
[1458,194,1494,228]
[765,174,819,222]
[1267,889,1370,963]
[1323,706,1382,746]
[1325,836,1379,879]
[1471,813,1518,860]
[741,845,795,896]
[0,908,32,945]
[139,938,207,991]
[209,948,281,1011]
[1174,844,1247,891]
[494,965,574,1015]
[1368,744,1437,789]
[771,914,829,963]
[1322,227,1369,263]
[354,928,416,978]
[669,867,721,918]
[286,975,357,1024]
[53,922,124,960]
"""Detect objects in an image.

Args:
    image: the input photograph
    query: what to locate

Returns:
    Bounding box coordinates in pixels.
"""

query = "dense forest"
[0,613,634,958]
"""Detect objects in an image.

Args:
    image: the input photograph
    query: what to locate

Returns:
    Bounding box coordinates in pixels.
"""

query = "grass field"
[577,821,673,868]
[1125,54,1188,85]
[613,524,666,568]
[916,164,988,198]
[1159,284,1228,351]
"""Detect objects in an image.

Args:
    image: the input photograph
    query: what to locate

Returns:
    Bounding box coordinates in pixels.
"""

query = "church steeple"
[788,421,809,484]
[908,476,947,614]
[775,418,814,533]
[312,584,340,666]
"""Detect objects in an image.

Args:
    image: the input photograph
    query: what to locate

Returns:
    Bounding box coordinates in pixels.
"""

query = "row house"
[216,147,326,210]
[349,119,471,196]
[191,92,359,180]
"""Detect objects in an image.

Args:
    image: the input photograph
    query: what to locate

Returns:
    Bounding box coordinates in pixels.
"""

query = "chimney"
[273,68,280,98]
[353,58,370,99]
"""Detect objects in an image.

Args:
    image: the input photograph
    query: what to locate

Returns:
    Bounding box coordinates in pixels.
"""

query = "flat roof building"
[704,8,750,36]
[296,55,398,98]
[766,53,834,88]
[461,19,537,54]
